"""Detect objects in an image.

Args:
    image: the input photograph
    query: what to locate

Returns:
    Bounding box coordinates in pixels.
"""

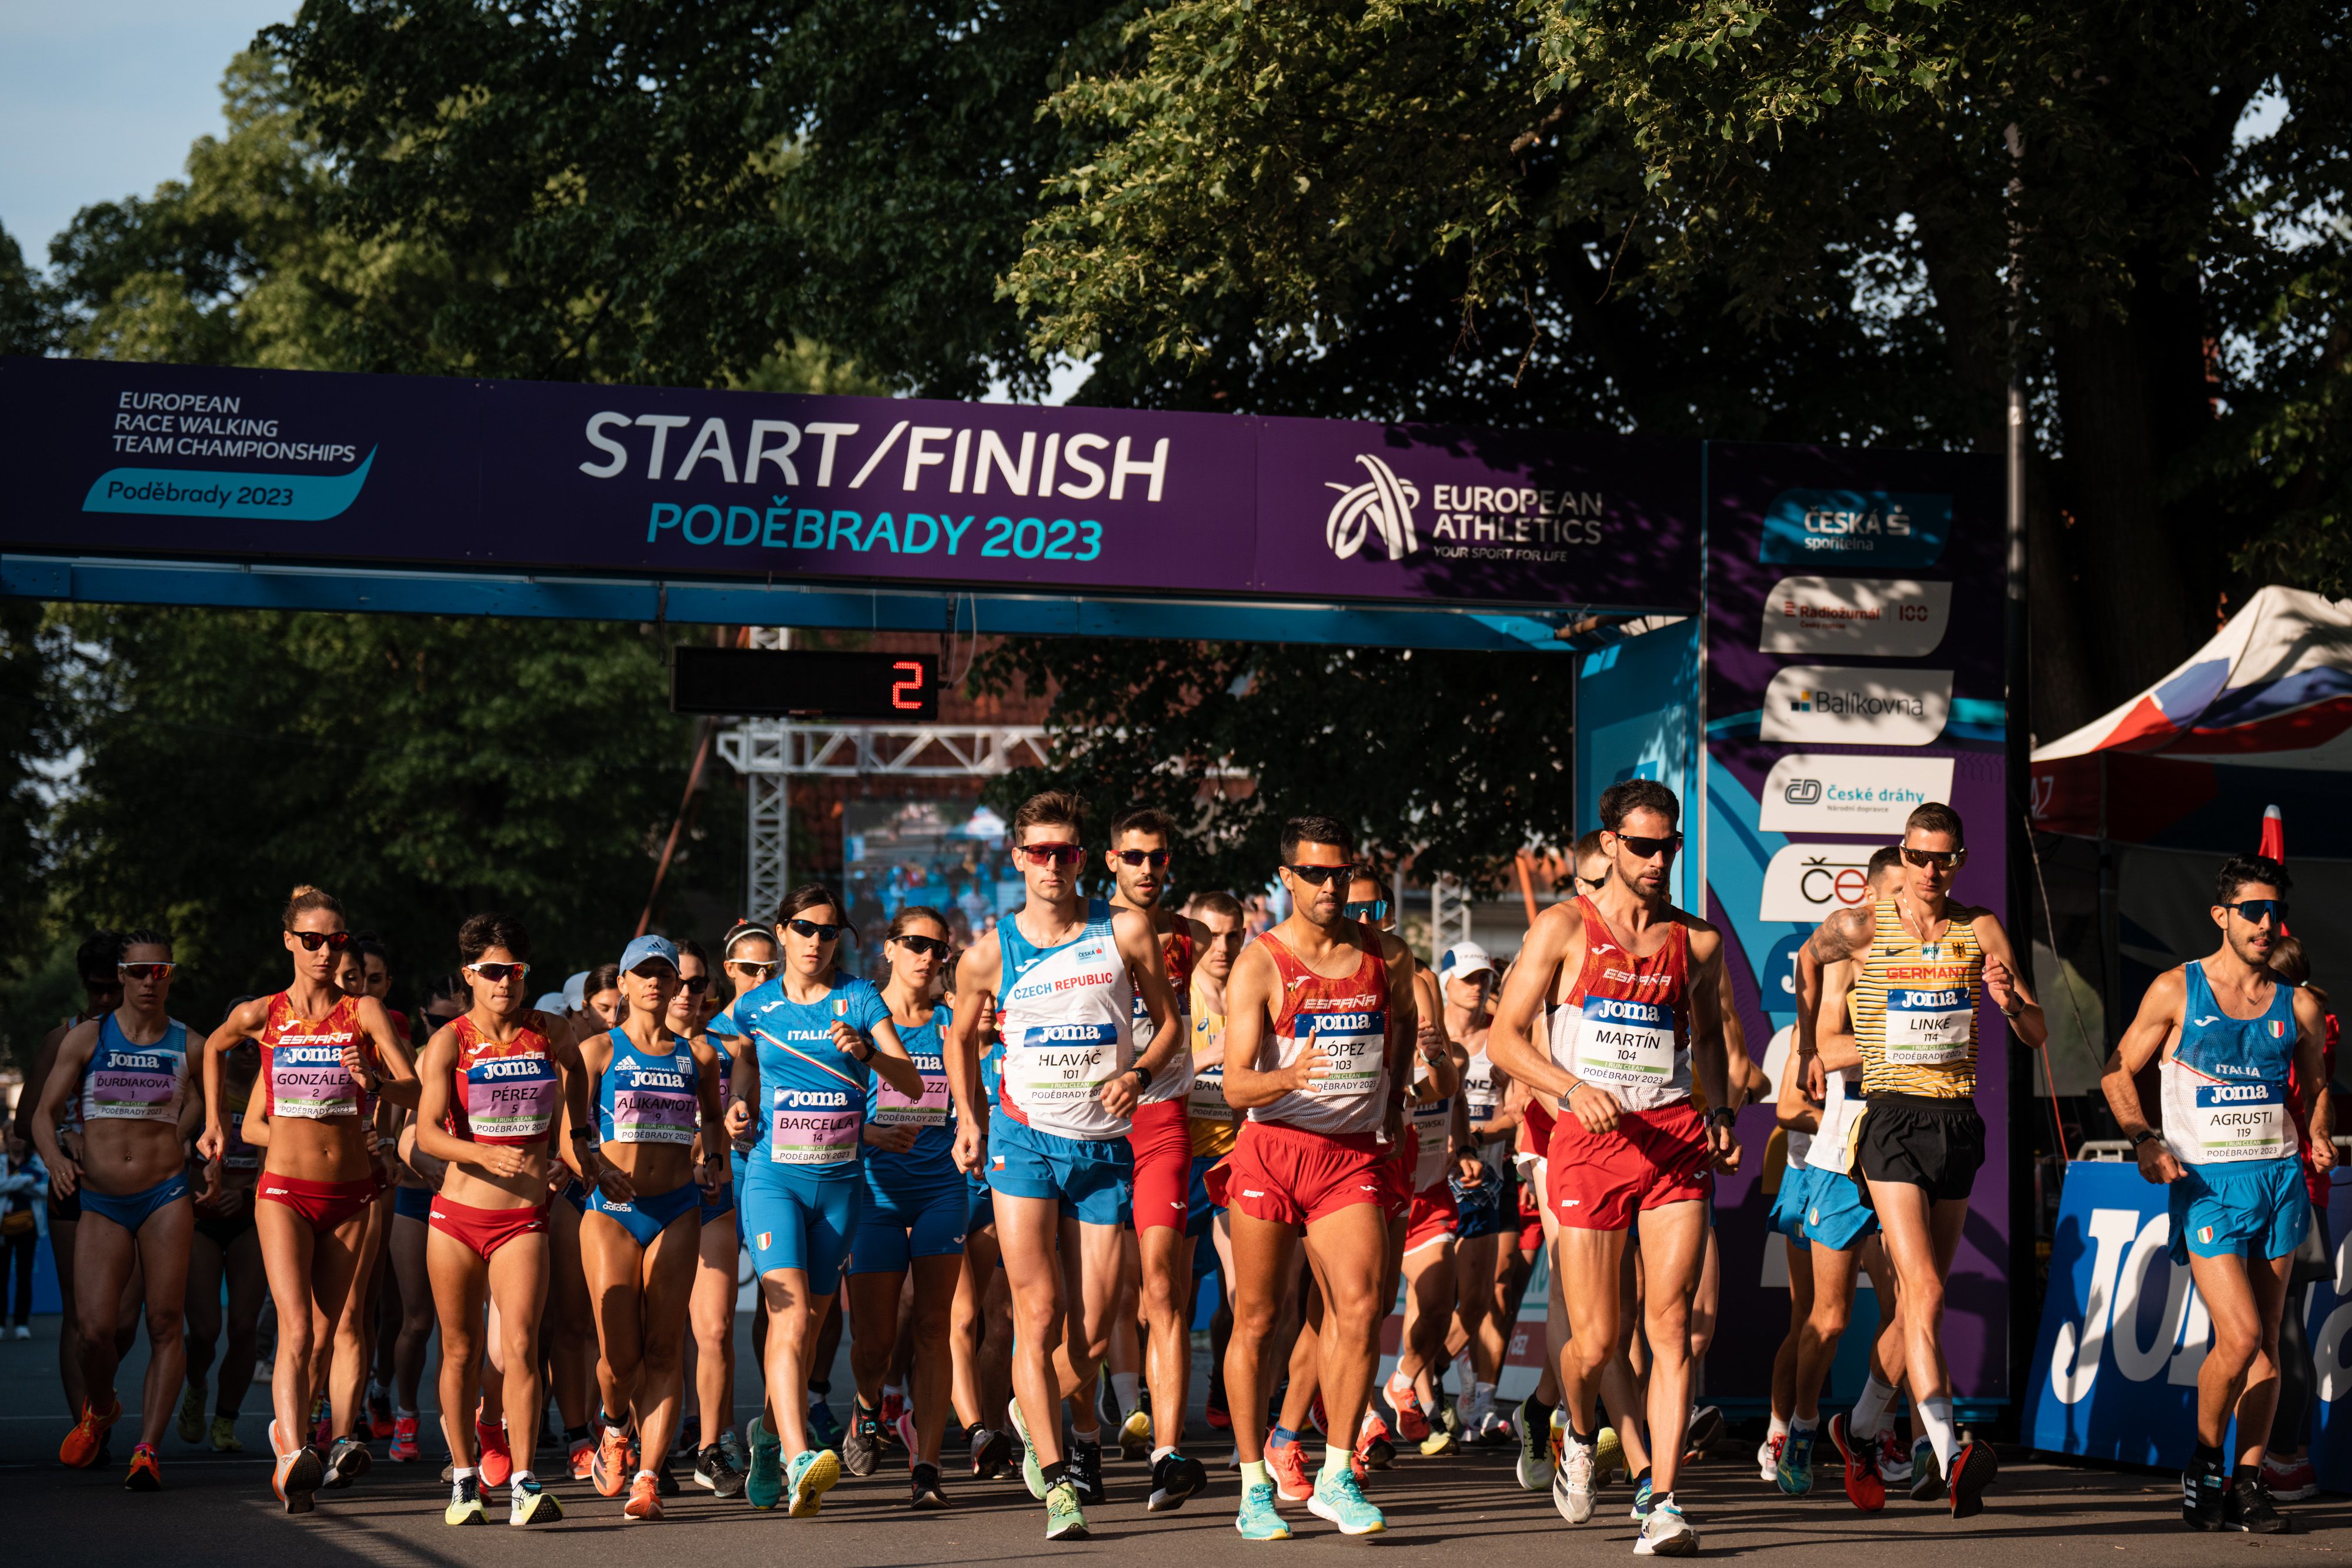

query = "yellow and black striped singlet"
[1849,895,1989,1099]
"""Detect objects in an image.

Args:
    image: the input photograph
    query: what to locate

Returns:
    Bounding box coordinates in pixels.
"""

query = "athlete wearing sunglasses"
[1790,801,2041,1521]
[941,791,1186,1540]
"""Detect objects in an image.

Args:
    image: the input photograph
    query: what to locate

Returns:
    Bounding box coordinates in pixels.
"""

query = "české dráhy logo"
[1325,454,1421,561]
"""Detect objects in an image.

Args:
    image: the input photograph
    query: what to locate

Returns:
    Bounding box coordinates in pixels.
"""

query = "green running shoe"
[1044,1479,1089,1540]
[744,1416,784,1510]
[1010,1396,1047,1500]
[1308,1465,1385,1535]
[787,1447,841,1517]
[178,1382,207,1446]
[1234,1478,1291,1540]
[444,1474,486,1526]
[1776,1425,1816,1497]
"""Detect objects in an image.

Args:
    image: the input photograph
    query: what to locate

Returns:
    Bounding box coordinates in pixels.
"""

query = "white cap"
[563,970,589,1011]
[1438,941,1497,981]
[534,992,571,1016]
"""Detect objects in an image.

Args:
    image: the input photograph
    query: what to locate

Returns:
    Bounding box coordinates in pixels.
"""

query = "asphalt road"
[2,1312,2343,1567]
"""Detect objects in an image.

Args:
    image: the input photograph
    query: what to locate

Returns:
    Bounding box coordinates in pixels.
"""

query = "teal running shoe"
[1630,1472,1654,1522]
[1234,1478,1291,1540]
[787,1447,840,1517]
[744,1416,783,1510]
[1776,1425,1816,1497]
[1307,1465,1385,1535]
[1044,1479,1088,1540]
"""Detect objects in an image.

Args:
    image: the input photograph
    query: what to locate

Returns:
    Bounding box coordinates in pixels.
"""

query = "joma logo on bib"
[777,1088,850,1109]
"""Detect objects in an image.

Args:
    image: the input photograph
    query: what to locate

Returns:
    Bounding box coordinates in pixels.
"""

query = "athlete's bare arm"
[197,996,273,1162]
[2100,966,2189,1186]
[1686,922,1743,1169]
[1774,1038,1820,1135]
[353,994,420,1109]
[27,1021,98,1196]
[1795,905,1875,1062]
[1485,900,1593,1122]
[1970,912,2048,1050]
[1378,930,1418,1143]
[1412,969,1459,1099]
[943,928,1004,1174]
[2295,988,2338,1172]
[1814,959,1862,1075]
[1110,905,1185,1111]
[692,1029,731,1191]
[1218,942,1319,1111]
[547,1014,602,1196]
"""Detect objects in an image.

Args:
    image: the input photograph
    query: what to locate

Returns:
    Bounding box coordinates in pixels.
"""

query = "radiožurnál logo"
[1325,454,1421,561]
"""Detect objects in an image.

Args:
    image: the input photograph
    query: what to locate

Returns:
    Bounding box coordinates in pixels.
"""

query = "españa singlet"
[2160,962,2298,1169]
[80,1012,192,1125]
[1134,924,1200,1105]
[1849,895,1987,1099]
[1247,930,1391,1138]
[447,1013,563,1147]
[1546,895,1692,1114]
[996,901,1134,1141]
[258,992,375,1122]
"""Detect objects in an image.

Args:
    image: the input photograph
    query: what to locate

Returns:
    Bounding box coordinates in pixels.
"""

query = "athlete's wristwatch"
[2129,1128,2161,1151]
[1128,1064,1153,1090]
[1706,1107,1736,1131]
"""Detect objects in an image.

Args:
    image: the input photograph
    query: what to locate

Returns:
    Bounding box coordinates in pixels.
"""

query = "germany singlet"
[1134,924,1199,1105]
[1246,930,1391,1138]
[1545,895,1692,1113]
[446,1012,563,1147]
[2160,963,2298,1169]
[996,900,1134,1141]
[257,992,375,1122]
[1186,976,1236,1158]
[1849,895,1987,1099]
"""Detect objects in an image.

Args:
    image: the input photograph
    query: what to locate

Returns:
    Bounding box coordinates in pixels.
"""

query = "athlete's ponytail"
[283,884,345,929]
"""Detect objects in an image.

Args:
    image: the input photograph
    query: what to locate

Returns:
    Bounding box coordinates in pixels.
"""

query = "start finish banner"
[0,356,1702,612]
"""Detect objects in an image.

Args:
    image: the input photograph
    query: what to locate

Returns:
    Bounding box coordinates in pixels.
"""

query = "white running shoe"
[1553,1430,1596,1524]
[1634,1497,1698,1556]
[1759,1432,1785,1484]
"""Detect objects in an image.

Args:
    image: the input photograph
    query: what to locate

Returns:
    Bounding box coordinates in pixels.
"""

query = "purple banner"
[2,356,1702,612]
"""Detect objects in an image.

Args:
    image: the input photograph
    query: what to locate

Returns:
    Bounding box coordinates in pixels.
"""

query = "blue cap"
[620,934,680,973]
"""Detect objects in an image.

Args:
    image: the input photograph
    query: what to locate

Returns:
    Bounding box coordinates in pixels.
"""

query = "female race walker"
[413,913,598,1527]
[576,934,730,1521]
[181,1004,268,1456]
[201,886,417,1513]
[32,929,199,1490]
[727,883,924,1517]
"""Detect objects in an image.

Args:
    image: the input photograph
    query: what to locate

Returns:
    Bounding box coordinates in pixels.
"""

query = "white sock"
[511,1468,534,1487]
[635,1467,657,1482]
[453,1465,477,1482]
[1152,1445,1177,1465]
[1790,1413,1816,1435]
[1849,1373,1897,1442]
[1768,1414,1789,1442]
[1321,1443,1351,1480]
[1111,1372,1140,1412]
[1917,1396,1957,1472]
[1474,1380,1496,1405]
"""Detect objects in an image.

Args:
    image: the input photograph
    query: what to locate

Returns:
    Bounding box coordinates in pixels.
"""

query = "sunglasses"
[1612,833,1683,860]
[290,930,358,952]
[1015,842,1085,868]
[1284,863,1357,887]
[1901,847,1967,871]
[117,962,176,981]
[2228,898,2289,926]
[1114,848,1172,868]
[1573,873,1608,892]
[893,934,952,959]
[1342,898,1390,922]
[465,961,530,984]
[730,960,779,979]
[680,973,712,995]
[786,918,846,942]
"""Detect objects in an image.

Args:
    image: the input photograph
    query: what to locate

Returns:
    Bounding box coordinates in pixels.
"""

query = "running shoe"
[270,1418,322,1513]
[806,1395,844,1453]
[746,1416,784,1510]
[844,1400,883,1477]
[1267,1437,1314,1503]
[696,1442,746,1498]
[1635,1495,1698,1556]
[387,1415,419,1462]
[2262,1453,2319,1503]
[1009,1397,1046,1499]
[787,1447,841,1517]
[1595,1424,1622,1485]
[59,1396,121,1468]
[1947,1439,1997,1520]
[2183,1454,2227,1531]
[178,1382,208,1446]
[1148,1450,1208,1511]
[1907,1438,1943,1504]
[510,1474,562,1526]
[970,1424,1011,1479]
[1207,1378,1232,1432]
[124,1443,162,1492]
[477,1420,512,1487]
[1309,1465,1386,1534]
[1515,1397,1553,1490]
[592,1424,633,1498]
[209,1415,243,1453]
[1776,1423,1816,1496]
[656,1454,680,1496]
[1119,1406,1154,1462]
[369,1386,396,1440]
[911,1460,948,1510]
[674,1415,700,1459]
[445,1472,486,1526]
[880,1388,907,1436]
[2224,1475,2288,1534]
[1629,1472,1654,1522]
[1067,1436,1107,1506]
[895,1406,918,1454]
[323,1435,372,1489]
[1418,1422,1458,1457]
[1874,1427,1913,1485]
[569,1432,595,1480]
[1234,1477,1291,1540]
[1385,1373,1431,1443]
[1683,1404,1723,1460]
[624,1472,663,1520]
[1459,1385,1496,1444]
[1553,1429,1596,1524]
[1358,1409,1396,1470]
[1759,1431,1783,1485]
[1827,1414,1885,1512]
[1044,1478,1088,1540]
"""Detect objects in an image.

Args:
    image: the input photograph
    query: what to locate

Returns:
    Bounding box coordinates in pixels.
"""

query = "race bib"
[1011,1023,1120,1110]
[85,1056,179,1121]
[610,1072,696,1145]
[1188,1062,1230,1123]
[269,1044,360,1120]
[1885,984,1973,1066]
[770,1090,861,1165]
[466,1055,560,1141]
[2186,1080,2292,1164]
[1292,1010,1385,1099]
[1571,997,1676,1088]
[222,1110,259,1171]
[1411,1095,1452,1189]
[873,1051,950,1128]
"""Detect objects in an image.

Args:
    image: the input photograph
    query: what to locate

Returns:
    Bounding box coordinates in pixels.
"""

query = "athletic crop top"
[447,1013,562,1147]
[597,1029,700,1145]
[2160,962,2298,1169]
[258,992,375,1122]
[1545,896,1692,1114]
[1246,930,1391,1138]
[736,975,891,1176]
[1850,895,1987,1099]
[865,1006,958,1186]
[1134,924,1198,1105]
[80,1013,192,1125]
[995,901,1135,1140]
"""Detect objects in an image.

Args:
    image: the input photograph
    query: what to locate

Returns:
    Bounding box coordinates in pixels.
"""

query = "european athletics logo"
[1324,454,1420,561]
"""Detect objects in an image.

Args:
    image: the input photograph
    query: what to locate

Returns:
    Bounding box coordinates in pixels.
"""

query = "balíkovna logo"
[1325,454,1420,561]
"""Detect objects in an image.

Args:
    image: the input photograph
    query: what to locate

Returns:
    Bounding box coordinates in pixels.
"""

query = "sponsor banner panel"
[1760,664,1954,747]
[1758,752,1956,834]
[1758,574,1952,657]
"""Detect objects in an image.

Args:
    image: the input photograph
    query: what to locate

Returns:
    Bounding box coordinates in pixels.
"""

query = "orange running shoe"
[623,1471,663,1520]
[270,1418,323,1513]
[59,1397,122,1468]
[1384,1373,1430,1444]
[593,1425,633,1497]
[1266,1436,1314,1503]
[477,1420,513,1488]
[125,1443,163,1492]
[569,1433,596,1481]
[1357,1410,1396,1470]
